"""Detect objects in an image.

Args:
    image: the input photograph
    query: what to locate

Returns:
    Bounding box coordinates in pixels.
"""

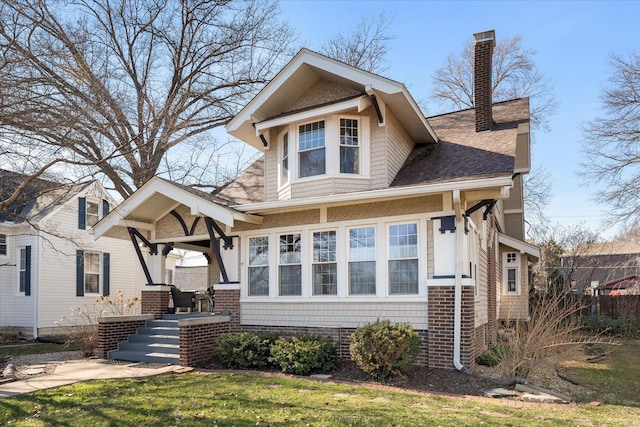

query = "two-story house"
[95,30,539,369]
[0,170,148,339]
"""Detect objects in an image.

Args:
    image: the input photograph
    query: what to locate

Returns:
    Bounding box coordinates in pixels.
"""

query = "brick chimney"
[473,30,495,132]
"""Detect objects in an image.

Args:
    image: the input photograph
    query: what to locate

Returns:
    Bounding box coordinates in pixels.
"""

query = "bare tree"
[431,34,557,132]
[581,51,640,224]
[0,0,294,200]
[320,12,394,74]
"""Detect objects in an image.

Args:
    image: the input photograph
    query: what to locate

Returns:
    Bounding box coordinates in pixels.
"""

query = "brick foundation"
[427,286,476,369]
[97,315,154,358]
[141,286,171,319]
[178,316,231,367]
[214,289,241,330]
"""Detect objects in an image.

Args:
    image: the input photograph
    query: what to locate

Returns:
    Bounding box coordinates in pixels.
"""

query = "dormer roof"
[226,48,438,150]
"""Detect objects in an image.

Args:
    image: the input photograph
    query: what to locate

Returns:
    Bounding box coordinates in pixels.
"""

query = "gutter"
[452,190,465,372]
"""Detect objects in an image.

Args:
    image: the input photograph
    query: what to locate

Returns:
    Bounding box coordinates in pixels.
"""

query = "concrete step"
[117,341,179,354]
[128,334,179,345]
[107,349,179,365]
[137,326,179,336]
[146,320,180,328]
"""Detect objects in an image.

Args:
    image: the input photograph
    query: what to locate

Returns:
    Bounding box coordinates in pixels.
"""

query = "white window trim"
[0,233,7,257]
[247,235,270,297]
[311,229,338,296]
[386,220,421,295]
[281,113,370,185]
[346,224,377,296]
[240,213,428,302]
[503,251,521,295]
[17,246,27,296]
[277,129,290,189]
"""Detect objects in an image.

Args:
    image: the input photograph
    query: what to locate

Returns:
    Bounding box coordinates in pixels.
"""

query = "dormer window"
[86,200,99,228]
[298,120,326,178]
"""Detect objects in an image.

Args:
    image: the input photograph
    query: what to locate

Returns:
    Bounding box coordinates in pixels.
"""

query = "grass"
[559,339,640,406]
[0,343,76,359]
[2,371,640,426]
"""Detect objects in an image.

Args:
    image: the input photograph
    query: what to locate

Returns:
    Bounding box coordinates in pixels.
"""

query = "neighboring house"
[95,30,539,369]
[0,170,151,338]
[562,241,640,295]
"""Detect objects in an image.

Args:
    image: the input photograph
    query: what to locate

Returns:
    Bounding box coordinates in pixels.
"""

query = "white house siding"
[0,226,15,328]
[368,108,388,189]
[385,110,415,185]
[0,229,36,330]
[35,189,144,331]
[241,301,428,330]
[264,127,278,202]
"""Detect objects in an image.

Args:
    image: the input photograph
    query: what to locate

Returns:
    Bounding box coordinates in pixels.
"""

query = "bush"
[216,332,279,369]
[582,315,639,338]
[269,334,336,375]
[477,344,510,367]
[349,319,421,381]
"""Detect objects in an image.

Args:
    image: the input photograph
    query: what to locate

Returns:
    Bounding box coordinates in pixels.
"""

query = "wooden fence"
[579,295,640,319]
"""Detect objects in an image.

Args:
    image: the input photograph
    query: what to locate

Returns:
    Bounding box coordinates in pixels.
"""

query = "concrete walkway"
[0,359,185,398]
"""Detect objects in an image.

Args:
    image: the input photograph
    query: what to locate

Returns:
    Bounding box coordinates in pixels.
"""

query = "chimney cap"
[473,30,496,46]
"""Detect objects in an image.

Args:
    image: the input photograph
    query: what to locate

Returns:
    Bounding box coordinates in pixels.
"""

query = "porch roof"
[498,232,540,262]
[93,177,262,240]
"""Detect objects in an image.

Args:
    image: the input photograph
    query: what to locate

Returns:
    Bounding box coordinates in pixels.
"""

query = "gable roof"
[392,98,529,188]
[572,241,640,257]
[226,48,438,150]
[0,169,91,223]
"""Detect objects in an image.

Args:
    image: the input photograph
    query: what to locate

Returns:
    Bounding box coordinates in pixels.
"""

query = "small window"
[248,236,269,296]
[280,132,289,186]
[388,223,419,294]
[0,234,6,256]
[340,118,359,174]
[298,120,325,178]
[312,230,337,295]
[84,251,101,294]
[348,226,376,295]
[19,248,27,293]
[507,267,517,293]
[278,233,301,295]
[86,200,99,228]
[506,252,517,263]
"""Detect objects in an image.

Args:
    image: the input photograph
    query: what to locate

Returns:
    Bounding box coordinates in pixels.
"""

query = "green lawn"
[1,371,640,426]
[560,339,640,406]
[0,343,73,359]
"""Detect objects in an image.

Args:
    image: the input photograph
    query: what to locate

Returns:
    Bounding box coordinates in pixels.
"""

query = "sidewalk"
[0,359,185,398]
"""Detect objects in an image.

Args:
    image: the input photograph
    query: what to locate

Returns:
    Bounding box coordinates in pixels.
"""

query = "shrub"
[216,332,279,369]
[582,315,639,338]
[269,334,336,375]
[349,319,421,381]
[477,344,510,367]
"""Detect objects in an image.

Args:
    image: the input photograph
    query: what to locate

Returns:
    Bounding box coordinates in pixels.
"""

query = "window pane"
[349,261,376,295]
[85,273,99,294]
[19,271,26,293]
[389,259,419,294]
[279,234,300,264]
[507,268,517,292]
[313,263,337,295]
[349,227,375,260]
[281,133,289,185]
[298,121,325,151]
[85,252,100,273]
[19,248,26,293]
[299,148,326,177]
[0,234,6,256]
[340,146,359,174]
[249,266,269,296]
[313,231,336,263]
[279,265,301,295]
[389,223,418,259]
[249,237,269,266]
[86,201,99,227]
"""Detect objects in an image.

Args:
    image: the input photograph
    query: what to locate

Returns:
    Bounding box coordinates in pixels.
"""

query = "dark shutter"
[24,246,31,296]
[78,197,86,230]
[103,252,110,296]
[102,199,110,217]
[76,250,85,296]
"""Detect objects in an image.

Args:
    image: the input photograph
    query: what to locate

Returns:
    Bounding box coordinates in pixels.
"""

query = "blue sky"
[275,0,640,239]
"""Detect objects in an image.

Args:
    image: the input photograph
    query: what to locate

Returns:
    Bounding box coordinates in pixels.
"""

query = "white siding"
[0,228,37,329]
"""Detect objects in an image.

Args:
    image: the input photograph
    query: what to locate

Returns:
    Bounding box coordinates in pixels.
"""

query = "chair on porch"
[170,285,196,313]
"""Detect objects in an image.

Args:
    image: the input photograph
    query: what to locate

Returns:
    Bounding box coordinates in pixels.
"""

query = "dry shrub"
[493,291,615,378]
[56,290,140,357]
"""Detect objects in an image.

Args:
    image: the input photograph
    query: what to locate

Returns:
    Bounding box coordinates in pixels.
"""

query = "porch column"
[147,243,169,284]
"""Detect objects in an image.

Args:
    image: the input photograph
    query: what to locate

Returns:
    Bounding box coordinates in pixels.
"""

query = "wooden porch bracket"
[204,217,230,283]
[127,227,155,285]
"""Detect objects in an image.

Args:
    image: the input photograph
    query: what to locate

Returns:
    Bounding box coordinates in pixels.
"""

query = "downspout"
[452,190,465,371]
[32,231,39,340]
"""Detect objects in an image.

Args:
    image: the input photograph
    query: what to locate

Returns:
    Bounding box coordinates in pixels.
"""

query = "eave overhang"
[233,175,513,215]
[93,177,262,240]
[226,49,438,150]
[498,232,540,262]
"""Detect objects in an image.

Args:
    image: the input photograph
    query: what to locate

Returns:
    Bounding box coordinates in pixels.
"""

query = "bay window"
[280,132,289,186]
[298,121,325,178]
[339,118,359,174]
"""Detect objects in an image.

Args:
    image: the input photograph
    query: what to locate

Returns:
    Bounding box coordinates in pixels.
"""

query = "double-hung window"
[84,251,101,294]
[280,132,289,186]
[19,248,27,293]
[505,252,518,293]
[0,234,6,256]
[86,200,99,228]
[348,226,376,295]
[312,230,337,295]
[298,121,325,178]
[279,233,301,295]
[339,118,359,174]
[388,223,419,294]
[248,236,269,296]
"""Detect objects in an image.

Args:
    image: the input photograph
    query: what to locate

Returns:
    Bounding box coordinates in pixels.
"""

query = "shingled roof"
[391,98,529,188]
[0,169,90,223]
